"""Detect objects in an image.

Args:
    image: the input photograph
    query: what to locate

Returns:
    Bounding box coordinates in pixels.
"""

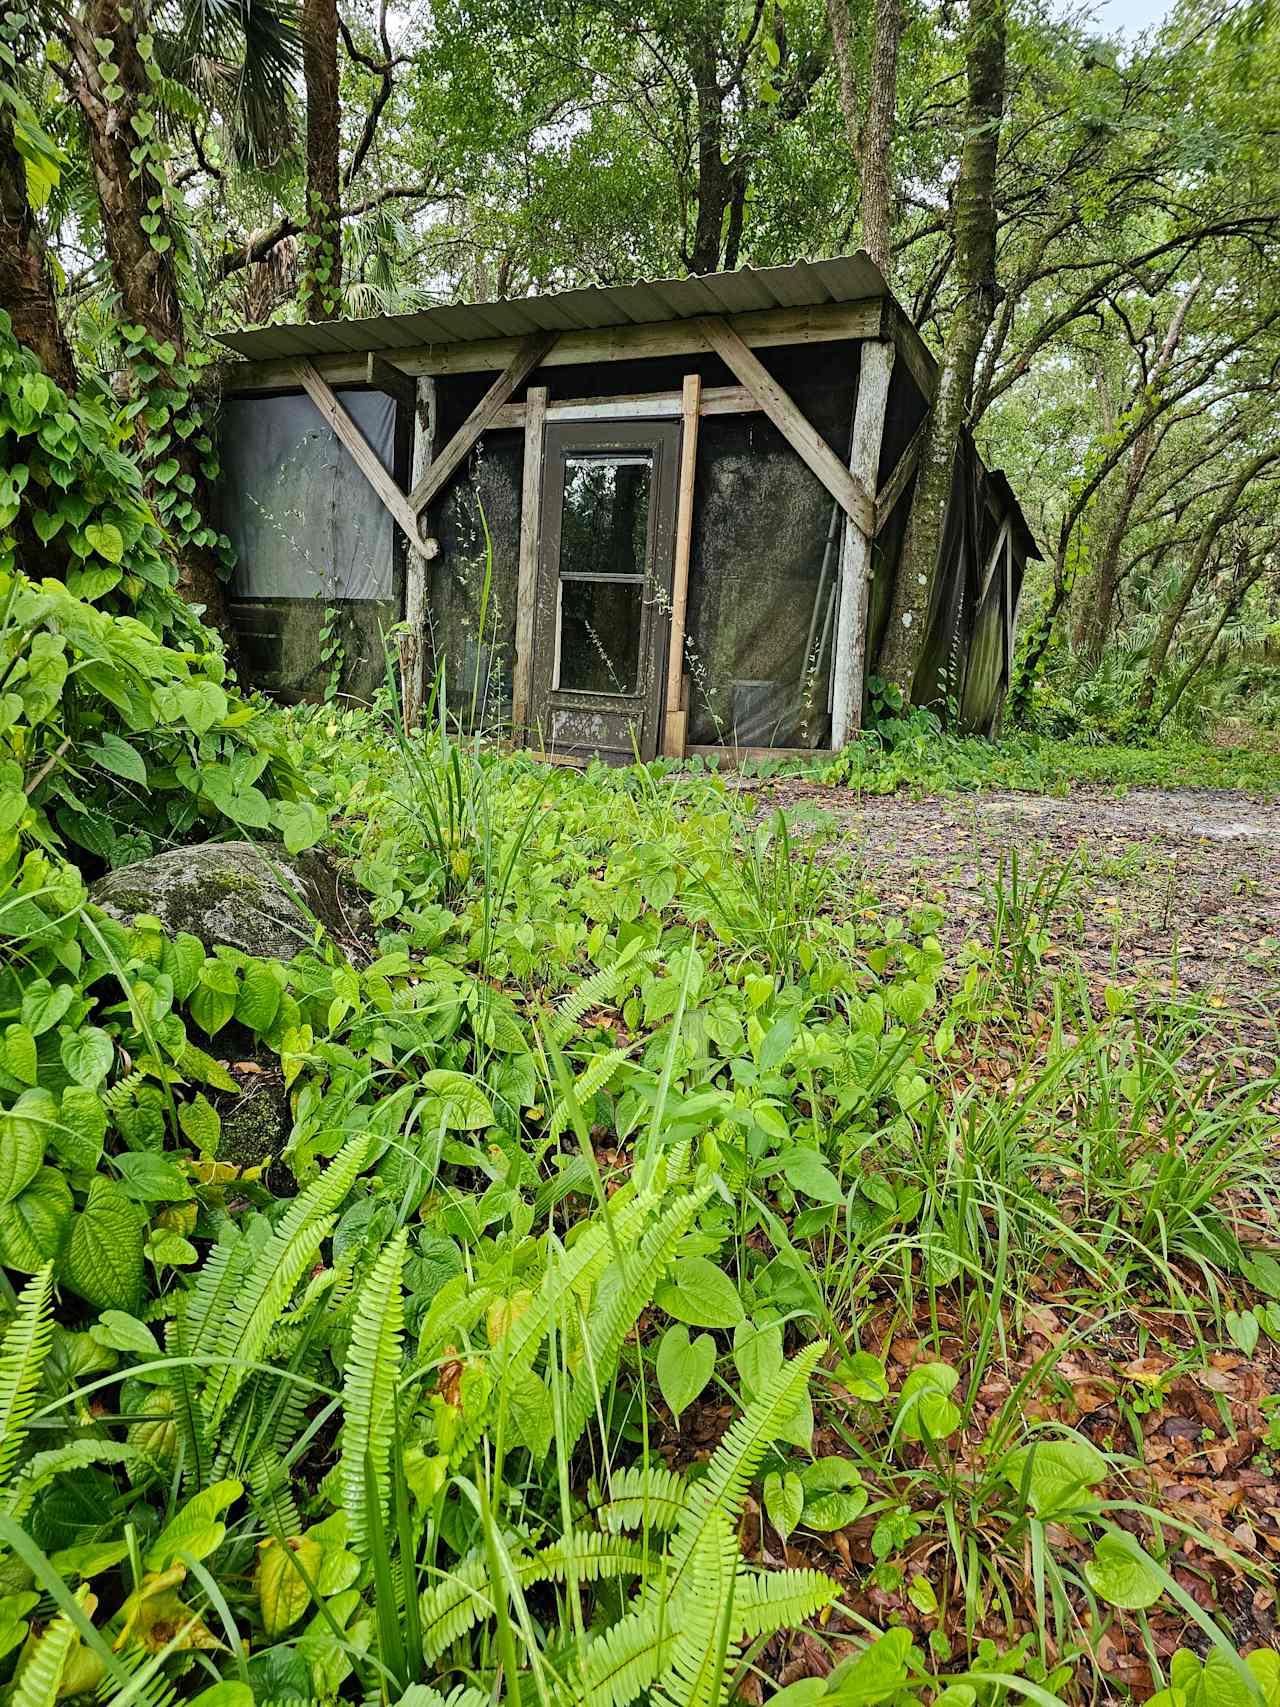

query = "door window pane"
[558,579,644,694]
[560,454,652,578]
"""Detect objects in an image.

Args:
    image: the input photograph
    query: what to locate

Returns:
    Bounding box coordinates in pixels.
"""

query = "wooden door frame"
[530,419,681,761]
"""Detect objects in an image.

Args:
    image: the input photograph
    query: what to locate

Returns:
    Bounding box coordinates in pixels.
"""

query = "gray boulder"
[91,840,350,961]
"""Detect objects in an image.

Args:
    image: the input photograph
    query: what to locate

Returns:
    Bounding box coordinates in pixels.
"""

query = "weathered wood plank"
[874,419,925,535]
[408,332,558,517]
[662,373,701,758]
[511,385,548,739]
[400,375,437,731]
[491,384,761,427]
[831,339,896,748]
[221,300,885,394]
[365,352,417,414]
[294,360,434,563]
[696,316,875,536]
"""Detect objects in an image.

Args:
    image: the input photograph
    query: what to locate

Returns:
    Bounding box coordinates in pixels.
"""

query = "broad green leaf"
[20,981,73,1038]
[799,1457,867,1530]
[0,1089,52,1202]
[733,1318,784,1398]
[0,1167,72,1271]
[59,1026,113,1089]
[895,1362,961,1443]
[113,1152,193,1202]
[84,731,147,786]
[2,1025,37,1087]
[84,521,123,562]
[234,964,281,1034]
[1000,1435,1107,1518]
[145,1479,243,1571]
[257,1535,322,1636]
[763,1469,804,1542]
[1084,1532,1164,1610]
[53,1087,106,1171]
[655,1323,716,1421]
[654,1256,744,1329]
[273,799,326,855]
[417,1070,494,1131]
[65,1177,146,1310]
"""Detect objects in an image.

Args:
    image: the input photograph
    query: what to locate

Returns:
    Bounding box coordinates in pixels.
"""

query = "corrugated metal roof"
[216,252,889,362]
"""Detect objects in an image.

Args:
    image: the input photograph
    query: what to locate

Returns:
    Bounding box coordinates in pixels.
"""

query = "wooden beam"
[408,331,557,517]
[491,383,761,428]
[221,299,885,394]
[366,352,416,414]
[697,316,875,536]
[663,373,701,759]
[874,420,925,535]
[881,297,937,403]
[511,385,548,740]
[831,339,896,748]
[294,360,435,564]
[400,375,437,731]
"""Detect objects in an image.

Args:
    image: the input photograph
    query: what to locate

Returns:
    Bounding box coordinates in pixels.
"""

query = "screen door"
[530,420,679,762]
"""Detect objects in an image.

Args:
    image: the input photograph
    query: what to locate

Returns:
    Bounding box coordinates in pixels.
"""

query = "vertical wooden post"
[401,375,436,732]
[511,385,548,742]
[831,340,896,748]
[662,372,701,759]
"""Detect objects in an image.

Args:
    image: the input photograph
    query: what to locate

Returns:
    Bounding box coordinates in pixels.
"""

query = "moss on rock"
[91,840,348,959]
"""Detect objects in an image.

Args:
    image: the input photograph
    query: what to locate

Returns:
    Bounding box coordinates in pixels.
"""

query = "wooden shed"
[214,254,1039,762]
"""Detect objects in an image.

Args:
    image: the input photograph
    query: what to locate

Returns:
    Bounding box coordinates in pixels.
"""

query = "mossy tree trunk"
[301,0,342,320]
[0,108,77,391]
[878,0,1006,700]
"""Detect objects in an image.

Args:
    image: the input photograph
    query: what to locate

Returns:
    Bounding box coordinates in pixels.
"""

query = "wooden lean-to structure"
[215,254,1038,762]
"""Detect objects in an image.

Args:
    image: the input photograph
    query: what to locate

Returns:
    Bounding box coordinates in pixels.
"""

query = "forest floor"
[754,780,1280,1048]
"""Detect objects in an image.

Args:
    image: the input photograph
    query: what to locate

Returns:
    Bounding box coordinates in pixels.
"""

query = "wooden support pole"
[511,385,548,742]
[295,360,435,564]
[663,373,701,758]
[831,339,896,749]
[696,316,875,535]
[408,331,557,518]
[400,375,437,731]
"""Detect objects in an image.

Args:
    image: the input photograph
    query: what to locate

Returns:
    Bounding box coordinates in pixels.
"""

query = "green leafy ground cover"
[4,624,1280,1704]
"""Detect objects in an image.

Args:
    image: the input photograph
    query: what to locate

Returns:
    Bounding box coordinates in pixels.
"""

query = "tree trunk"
[878,0,1006,698]
[301,0,342,320]
[1135,446,1280,717]
[1073,280,1203,665]
[687,9,730,276]
[860,0,902,282]
[67,0,238,654]
[0,110,76,391]
[1155,546,1273,728]
[825,0,901,282]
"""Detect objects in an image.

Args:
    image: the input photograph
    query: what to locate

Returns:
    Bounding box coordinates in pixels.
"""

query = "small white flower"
[917,574,928,586]
[902,612,913,628]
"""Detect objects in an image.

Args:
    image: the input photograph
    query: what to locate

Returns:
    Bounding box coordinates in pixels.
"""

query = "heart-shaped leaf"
[656,1324,716,1422]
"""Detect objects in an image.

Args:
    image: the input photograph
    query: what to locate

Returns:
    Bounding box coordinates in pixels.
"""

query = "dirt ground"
[755,781,1280,1050]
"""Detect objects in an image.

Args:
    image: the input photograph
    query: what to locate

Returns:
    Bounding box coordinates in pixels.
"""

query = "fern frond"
[10,1601,77,1707]
[163,1313,211,1490]
[418,1534,649,1667]
[6,1442,143,1519]
[101,1069,145,1111]
[203,1138,367,1430]
[246,1443,302,1539]
[598,1463,687,1534]
[551,948,658,1042]
[340,1228,407,1559]
[0,1265,53,1493]
[668,1343,824,1584]
[733,1566,839,1638]
[562,1186,710,1451]
[651,1511,739,1707]
[558,1590,678,1707]
[396,1688,491,1707]
[181,1233,253,1362]
[448,1190,656,1468]
[546,1048,629,1141]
